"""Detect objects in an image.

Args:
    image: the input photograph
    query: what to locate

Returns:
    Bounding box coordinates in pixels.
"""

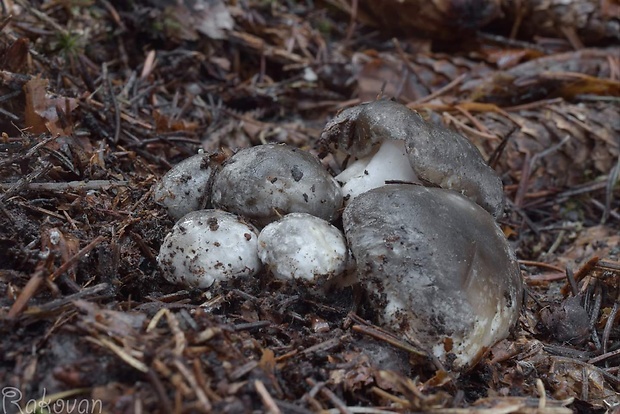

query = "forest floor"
[0,0,619,413]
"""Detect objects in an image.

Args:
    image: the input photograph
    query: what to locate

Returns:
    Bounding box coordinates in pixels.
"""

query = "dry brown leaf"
[153,109,199,133]
[555,225,620,268]
[0,37,30,72]
[458,101,619,191]
[349,0,502,40]
[164,0,233,41]
[465,49,619,105]
[500,0,620,44]
[23,77,78,136]
[352,51,491,102]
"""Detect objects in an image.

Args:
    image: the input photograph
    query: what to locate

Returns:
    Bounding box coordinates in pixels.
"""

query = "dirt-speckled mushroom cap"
[211,144,343,226]
[343,184,523,370]
[322,100,504,218]
[257,212,348,282]
[153,153,215,220]
[157,209,260,288]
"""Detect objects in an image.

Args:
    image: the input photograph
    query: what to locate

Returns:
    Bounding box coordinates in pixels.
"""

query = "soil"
[0,1,619,413]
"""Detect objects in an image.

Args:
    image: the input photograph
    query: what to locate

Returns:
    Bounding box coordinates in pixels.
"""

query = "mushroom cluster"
[154,100,523,370]
[156,143,346,287]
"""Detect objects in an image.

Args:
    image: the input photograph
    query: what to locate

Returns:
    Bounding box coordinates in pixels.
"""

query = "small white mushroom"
[343,184,523,371]
[211,144,343,226]
[153,153,215,220]
[322,100,504,217]
[257,213,348,282]
[157,209,260,288]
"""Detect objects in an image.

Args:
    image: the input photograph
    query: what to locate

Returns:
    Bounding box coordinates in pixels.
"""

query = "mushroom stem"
[336,139,419,203]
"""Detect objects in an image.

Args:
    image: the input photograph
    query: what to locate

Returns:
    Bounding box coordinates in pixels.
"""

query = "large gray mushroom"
[211,144,343,226]
[322,100,504,218]
[343,184,523,370]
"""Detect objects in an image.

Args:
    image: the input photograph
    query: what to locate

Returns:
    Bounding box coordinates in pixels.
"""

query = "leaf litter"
[0,0,619,412]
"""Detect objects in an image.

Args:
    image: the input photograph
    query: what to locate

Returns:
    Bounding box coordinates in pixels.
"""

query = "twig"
[324,408,399,414]
[22,283,111,316]
[306,378,352,414]
[573,256,600,285]
[301,337,342,355]
[591,199,620,222]
[102,62,121,143]
[146,368,173,414]
[518,260,564,273]
[0,160,53,202]
[87,336,148,372]
[588,347,620,365]
[565,267,578,297]
[602,154,620,224]
[7,261,47,318]
[0,13,11,32]
[49,235,105,282]
[505,198,540,235]
[602,300,619,356]
[552,356,620,387]
[233,320,272,331]
[588,283,603,350]
[229,361,259,381]
[581,365,589,401]
[536,379,546,409]
[351,324,425,357]
[344,0,357,43]
[174,359,212,411]
[514,135,571,208]
[408,74,467,106]
[255,380,281,414]
[0,180,128,191]
[476,31,547,53]
[505,97,564,112]
[13,0,68,36]
[443,112,499,141]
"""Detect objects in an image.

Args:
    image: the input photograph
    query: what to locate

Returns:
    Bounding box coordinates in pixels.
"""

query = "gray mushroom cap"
[211,144,343,226]
[322,100,504,218]
[153,153,215,220]
[343,184,523,370]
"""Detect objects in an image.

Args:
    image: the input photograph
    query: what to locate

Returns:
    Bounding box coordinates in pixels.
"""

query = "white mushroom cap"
[322,100,504,218]
[157,209,260,288]
[343,184,523,370]
[153,153,215,220]
[211,144,343,226]
[257,213,348,281]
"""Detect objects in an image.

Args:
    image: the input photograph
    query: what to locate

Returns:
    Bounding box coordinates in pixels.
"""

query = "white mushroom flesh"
[157,209,260,288]
[343,184,523,370]
[336,139,419,203]
[258,213,348,281]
